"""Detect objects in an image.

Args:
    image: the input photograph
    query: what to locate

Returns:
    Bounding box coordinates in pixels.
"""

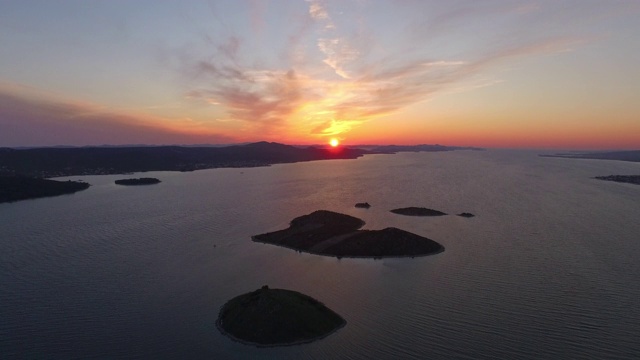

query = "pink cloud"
[177,1,603,140]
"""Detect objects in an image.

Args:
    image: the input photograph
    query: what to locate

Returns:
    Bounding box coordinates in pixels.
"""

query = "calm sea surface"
[1,150,639,359]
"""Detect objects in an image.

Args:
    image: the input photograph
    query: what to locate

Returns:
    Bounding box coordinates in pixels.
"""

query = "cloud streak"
[180,1,603,142]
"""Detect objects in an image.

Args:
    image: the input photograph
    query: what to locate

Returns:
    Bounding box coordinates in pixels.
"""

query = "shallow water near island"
[1,149,640,359]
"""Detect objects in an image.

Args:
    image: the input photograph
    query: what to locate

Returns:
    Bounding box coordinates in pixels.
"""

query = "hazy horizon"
[1,1,639,149]
[2,140,636,153]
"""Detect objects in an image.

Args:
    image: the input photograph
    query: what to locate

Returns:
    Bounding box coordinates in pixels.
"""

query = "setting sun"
[329,138,339,147]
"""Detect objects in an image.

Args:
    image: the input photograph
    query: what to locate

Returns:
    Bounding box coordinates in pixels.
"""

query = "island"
[252,210,444,258]
[0,175,90,203]
[355,202,371,208]
[457,212,475,218]
[216,285,345,346]
[114,177,161,185]
[390,207,447,216]
[594,175,640,185]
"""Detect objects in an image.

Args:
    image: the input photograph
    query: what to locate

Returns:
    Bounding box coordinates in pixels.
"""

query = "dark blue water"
[1,150,639,359]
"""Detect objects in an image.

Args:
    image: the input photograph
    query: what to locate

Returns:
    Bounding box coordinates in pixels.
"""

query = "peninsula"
[0,175,89,203]
[541,150,640,163]
[594,175,640,185]
[252,210,444,258]
[115,177,161,185]
[217,286,345,347]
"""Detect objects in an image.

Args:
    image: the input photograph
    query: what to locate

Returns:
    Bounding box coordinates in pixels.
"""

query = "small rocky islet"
[252,210,444,258]
[227,205,477,346]
[216,286,345,347]
[390,207,447,216]
[457,212,475,218]
[391,207,475,218]
[114,177,161,185]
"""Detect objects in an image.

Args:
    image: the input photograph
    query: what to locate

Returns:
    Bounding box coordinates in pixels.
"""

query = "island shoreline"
[251,236,445,259]
[216,287,346,347]
[215,316,346,348]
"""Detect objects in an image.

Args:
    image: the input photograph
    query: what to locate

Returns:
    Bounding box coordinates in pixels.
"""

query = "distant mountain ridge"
[365,144,483,153]
[0,141,484,178]
[0,142,368,178]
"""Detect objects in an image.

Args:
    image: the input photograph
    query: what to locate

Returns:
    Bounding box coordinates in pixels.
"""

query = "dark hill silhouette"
[0,176,89,203]
[0,142,368,177]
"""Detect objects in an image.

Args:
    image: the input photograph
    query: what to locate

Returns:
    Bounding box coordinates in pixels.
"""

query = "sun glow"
[329,138,340,147]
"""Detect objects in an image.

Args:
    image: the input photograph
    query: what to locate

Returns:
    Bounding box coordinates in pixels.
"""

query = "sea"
[1,149,639,359]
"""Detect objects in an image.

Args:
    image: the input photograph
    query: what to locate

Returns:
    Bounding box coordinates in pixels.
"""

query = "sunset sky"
[1,0,639,149]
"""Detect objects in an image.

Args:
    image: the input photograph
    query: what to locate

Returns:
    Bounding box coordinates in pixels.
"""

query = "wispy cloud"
[180,1,599,141]
[307,0,359,79]
[307,0,331,23]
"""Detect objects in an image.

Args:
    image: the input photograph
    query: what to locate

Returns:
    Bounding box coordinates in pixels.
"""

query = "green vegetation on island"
[0,176,89,203]
[217,286,345,346]
[252,210,444,258]
[390,207,447,216]
[114,177,161,185]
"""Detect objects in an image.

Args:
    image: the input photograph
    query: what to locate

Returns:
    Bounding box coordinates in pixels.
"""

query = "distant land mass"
[0,142,366,178]
[348,144,483,153]
[541,150,640,163]
[594,175,640,185]
[0,142,476,178]
[0,176,89,203]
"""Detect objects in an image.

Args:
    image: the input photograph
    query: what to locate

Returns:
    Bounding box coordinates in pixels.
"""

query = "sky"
[1,0,639,149]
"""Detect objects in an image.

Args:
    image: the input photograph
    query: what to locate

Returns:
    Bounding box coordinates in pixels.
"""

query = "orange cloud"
[178,1,601,145]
